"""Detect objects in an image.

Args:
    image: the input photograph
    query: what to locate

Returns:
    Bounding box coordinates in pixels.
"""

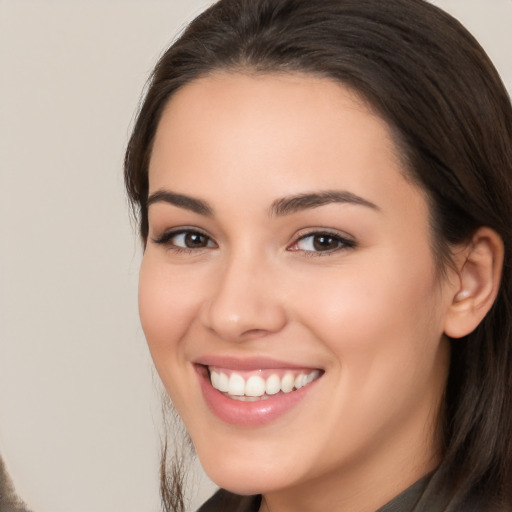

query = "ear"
[443,227,504,339]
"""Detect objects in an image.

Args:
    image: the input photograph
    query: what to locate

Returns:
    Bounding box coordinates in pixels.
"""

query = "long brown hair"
[125,1,512,510]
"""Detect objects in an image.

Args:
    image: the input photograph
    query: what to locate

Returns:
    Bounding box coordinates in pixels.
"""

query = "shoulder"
[197,489,261,512]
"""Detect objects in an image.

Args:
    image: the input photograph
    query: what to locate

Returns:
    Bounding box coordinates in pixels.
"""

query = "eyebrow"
[270,190,379,216]
[146,189,379,217]
[147,190,213,216]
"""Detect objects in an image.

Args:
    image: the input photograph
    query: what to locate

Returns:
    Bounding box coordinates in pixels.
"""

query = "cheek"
[292,249,444,375]
[138,255,211,423]
[288,258,447,453]
[138,255,202,364]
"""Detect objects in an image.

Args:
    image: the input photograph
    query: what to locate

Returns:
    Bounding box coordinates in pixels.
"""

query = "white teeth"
[245,375,266,397]
[280,373,295,393]
[206,370,230,391]
[307,371,319,384]
[294,373,306,389]
[209,368,321,398]
[229,373,246,396]
[265,374,281,395]
[210,370,220,389]
[217,371,229,392]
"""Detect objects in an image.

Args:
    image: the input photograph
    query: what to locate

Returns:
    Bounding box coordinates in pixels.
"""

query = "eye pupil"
[313,235,338,251]
[185,232,208,248]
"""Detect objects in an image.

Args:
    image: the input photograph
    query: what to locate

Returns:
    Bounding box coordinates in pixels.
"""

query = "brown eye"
[153,229,216,250]
[312,234,341,251]
[290,231,356,254]
[183,232,210,248]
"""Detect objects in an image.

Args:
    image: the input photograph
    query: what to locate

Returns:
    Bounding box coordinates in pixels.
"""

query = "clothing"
[197,490,261,512]
[197,476,428,512]
[0,455,33,512]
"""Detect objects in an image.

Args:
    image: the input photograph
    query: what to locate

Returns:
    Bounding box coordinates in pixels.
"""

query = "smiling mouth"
[207,366,323,401]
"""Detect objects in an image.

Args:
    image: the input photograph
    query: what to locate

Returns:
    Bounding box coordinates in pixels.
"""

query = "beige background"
[0,1,510,511]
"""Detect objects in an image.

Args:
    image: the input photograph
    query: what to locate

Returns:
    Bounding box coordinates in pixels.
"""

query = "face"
[139,73,456,502]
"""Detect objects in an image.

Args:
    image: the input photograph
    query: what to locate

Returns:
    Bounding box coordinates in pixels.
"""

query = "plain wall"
[0,1,510,511]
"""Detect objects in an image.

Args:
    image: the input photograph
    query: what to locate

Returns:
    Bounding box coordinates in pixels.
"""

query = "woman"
[125,0,512,510]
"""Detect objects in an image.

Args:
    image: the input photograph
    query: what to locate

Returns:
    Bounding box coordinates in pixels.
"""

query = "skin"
[139,73,461,512]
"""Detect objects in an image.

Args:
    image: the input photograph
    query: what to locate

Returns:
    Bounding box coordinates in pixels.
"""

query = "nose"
[199,251,287,342]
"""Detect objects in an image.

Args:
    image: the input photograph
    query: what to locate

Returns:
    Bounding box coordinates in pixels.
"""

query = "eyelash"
[288,231,356,257]
[152,228,216,254]
[152,228,356,256]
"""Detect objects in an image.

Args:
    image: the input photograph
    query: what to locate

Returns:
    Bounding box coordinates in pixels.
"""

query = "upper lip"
[194,355,322,372]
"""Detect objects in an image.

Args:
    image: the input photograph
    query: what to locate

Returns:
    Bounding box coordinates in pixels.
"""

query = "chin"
[204,466,283,496]
[196,443,299,496]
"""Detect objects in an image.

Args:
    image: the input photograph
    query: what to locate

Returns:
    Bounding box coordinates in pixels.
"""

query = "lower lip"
[196,366,320,427]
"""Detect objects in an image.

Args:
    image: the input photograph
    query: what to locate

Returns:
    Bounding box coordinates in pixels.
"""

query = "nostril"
[239,328,275,340]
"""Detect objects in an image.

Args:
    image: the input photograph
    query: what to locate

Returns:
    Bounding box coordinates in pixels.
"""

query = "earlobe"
[444,227,504,339]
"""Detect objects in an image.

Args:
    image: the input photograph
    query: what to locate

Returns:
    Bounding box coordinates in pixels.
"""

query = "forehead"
[148,72,425,220]
[153,72,390,160]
